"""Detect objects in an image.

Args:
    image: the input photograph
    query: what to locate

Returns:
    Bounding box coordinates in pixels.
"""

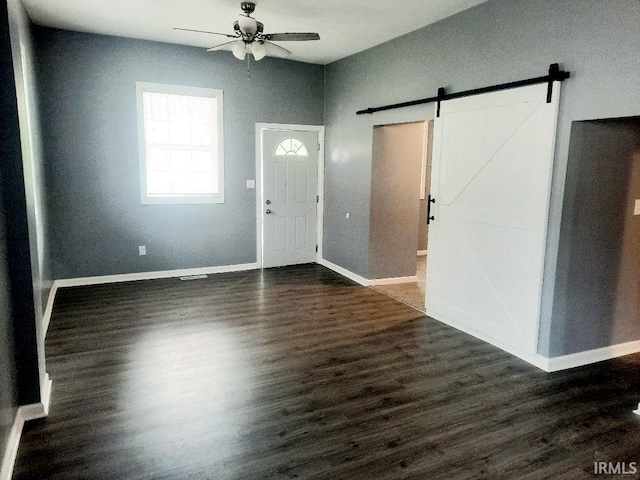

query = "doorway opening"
[369,120,433,312]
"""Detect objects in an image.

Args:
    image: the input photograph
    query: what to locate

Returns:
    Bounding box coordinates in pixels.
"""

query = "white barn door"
[425,83,560,357]
[261,129,319,268]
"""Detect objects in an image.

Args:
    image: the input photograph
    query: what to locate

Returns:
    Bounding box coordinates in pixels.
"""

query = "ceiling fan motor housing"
[241,2,256,16]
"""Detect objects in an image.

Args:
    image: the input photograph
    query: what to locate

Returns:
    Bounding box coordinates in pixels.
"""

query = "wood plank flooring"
[13,264,640,479]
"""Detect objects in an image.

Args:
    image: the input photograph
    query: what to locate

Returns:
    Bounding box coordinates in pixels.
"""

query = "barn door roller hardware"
[356,63,570,116]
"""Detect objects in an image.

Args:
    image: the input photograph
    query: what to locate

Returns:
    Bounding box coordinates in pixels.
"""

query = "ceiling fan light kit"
[175,2,320,62]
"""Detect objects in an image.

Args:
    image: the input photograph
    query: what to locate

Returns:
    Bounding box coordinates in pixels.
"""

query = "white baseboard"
[425,307,550,371]
[1,408,24,480]
[55,262,260,288]
[42,283,58,338]
[0,384,51,480]
[318,259,368,286]
[417,250,427,256]
[369,275,418,286]
[426,306,640,372]
[544,339,640,372]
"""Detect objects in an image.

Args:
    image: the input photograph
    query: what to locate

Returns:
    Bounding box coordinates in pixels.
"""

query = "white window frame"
[136,81,225,204]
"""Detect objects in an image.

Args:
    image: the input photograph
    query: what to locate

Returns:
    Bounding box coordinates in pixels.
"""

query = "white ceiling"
[21,0,488,65]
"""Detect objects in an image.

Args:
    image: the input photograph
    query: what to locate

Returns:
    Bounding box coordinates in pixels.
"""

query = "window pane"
[144,93,168,121]
[190,98,213,123]
[191,173,216,193]
[148,148,170,171]
[172,171,193,193]
[274,138,309,157]
[146,120,169,145]
[192,151,213,171]
[170,150,191,172]
[148,170,172,194]
[169,121,191,145]
[191,123,213,146]
[167,95,190,121]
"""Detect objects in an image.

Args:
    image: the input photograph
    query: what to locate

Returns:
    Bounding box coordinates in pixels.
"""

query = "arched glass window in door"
[274,138,309,157]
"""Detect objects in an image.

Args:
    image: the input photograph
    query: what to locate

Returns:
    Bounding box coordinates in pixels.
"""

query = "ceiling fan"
[175,2,320,61]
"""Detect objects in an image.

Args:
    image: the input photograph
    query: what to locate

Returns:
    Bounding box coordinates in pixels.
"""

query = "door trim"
[255,123,325,268]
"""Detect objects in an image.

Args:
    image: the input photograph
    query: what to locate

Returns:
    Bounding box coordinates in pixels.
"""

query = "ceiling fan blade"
[206,40,240,52]
[173,27,237,38]
[263,41,292,57]
[263,33,320,42]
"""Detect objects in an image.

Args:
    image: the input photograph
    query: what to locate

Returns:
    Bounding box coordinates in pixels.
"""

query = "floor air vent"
[179,274,208,281]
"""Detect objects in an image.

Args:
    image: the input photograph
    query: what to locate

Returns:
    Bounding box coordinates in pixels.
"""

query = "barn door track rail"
[356,63,570,116]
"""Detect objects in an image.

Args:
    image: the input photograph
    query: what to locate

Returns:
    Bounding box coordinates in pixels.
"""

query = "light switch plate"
[635,199,640,216]
[246,179,256,189]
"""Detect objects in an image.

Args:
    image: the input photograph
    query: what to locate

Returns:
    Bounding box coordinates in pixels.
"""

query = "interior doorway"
[369,121,433,312]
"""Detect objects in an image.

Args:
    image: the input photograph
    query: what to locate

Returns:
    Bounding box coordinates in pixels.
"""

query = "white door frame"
[255,123,325,268]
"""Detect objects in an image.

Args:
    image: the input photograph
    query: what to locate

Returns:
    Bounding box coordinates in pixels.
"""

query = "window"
[136,82,224,204]
[274,138,309,157]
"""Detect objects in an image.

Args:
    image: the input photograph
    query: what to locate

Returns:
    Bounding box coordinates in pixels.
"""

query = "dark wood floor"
[13,264,640,479]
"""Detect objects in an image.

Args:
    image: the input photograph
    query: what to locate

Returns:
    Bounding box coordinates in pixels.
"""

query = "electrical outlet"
[139,245,146,256]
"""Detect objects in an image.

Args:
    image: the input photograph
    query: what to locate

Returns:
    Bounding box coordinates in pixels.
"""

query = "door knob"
[265,209,272,214]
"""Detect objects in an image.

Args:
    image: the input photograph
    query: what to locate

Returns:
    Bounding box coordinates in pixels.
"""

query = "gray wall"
[369,122,423,279]
[0,1,19,455]
[323,0,640,356]
[1,0,51,457]
[7,0,51,404]
[553,119,640,355]
[35,27,324,279]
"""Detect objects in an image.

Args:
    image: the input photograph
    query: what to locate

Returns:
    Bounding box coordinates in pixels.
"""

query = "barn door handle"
[427,195,435,224]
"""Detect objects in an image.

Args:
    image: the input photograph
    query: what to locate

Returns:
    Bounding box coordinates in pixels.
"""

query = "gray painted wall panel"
[7,0,52,399]
[2,0,44,410]
[35,28,324,279]
[554,119,640,354]
[323,0,640,356]
[0,3,19,457]
[0,178,16,469]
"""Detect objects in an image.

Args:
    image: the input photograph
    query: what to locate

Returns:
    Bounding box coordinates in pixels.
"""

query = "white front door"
[261,129,319,268]
[426,83,560,356]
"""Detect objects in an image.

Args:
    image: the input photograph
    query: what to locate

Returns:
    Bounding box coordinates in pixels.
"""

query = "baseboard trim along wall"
[1,409,24,480]
[0,377,51,480]
[55,262,260,288]
[543,339,640,372]
[369,276,418,286]
[318,259,368,286]
[426,306,640,372]
[42,283,58,337]
[424,308,550,371]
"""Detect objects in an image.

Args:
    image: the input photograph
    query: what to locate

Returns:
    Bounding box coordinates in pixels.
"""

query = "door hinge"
[317,143,321,151]
[315,245,318,252]
[316,195,319,203]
